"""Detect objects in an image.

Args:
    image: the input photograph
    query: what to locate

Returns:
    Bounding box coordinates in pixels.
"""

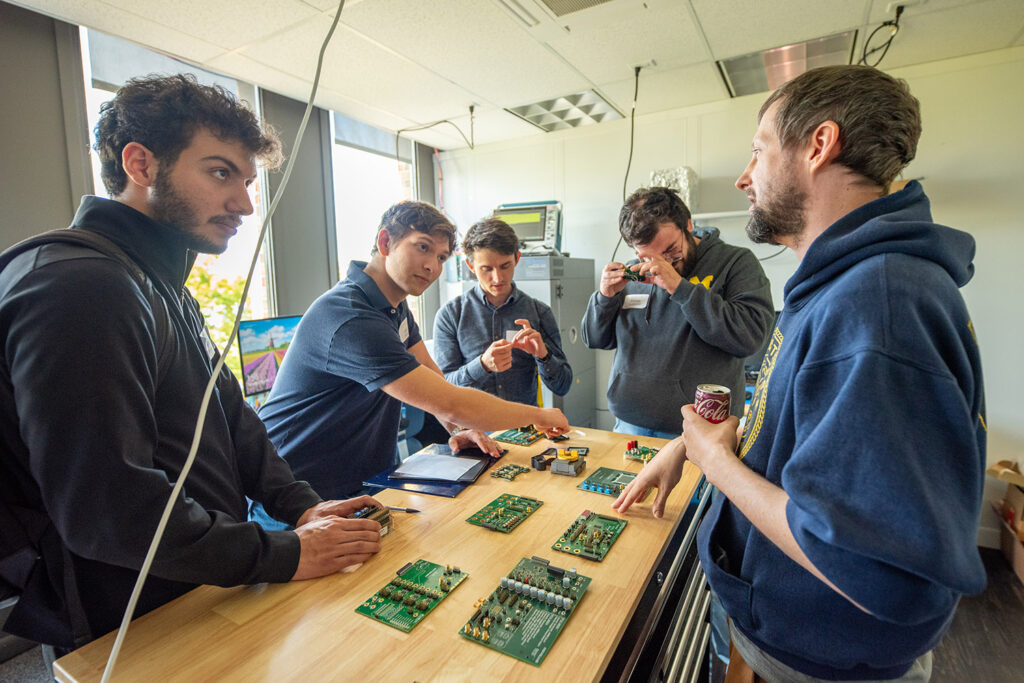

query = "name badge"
[622,294,649,310]
[200,326,217,361]
[399,317,410,344]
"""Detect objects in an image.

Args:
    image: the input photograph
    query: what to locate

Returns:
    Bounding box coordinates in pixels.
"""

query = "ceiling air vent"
[538,0,616,17]
[717,31,857,98]
[506,90,623,133]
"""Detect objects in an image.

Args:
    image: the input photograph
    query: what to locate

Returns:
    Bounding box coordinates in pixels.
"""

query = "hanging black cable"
[859,5,904,67]
[395,106,474,163]
[610,66,642,264]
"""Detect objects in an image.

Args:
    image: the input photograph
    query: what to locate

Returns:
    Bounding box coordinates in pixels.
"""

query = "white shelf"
[692,210,748,220]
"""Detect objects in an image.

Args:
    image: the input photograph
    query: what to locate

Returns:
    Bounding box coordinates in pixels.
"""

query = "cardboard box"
[997,512,1024,585]
[1002,483,1024,535]
[987,459,1024,488]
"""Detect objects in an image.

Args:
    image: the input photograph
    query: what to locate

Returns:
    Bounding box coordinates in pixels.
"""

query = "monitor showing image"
[238,315,302,396]
[494,206,547,242]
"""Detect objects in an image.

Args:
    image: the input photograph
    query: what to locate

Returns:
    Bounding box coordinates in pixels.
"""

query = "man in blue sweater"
[615,65,986,680]
[433,218,572,405]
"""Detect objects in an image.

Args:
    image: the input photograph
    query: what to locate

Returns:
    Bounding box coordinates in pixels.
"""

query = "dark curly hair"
[619,186,692,246]
[760,65,920,188]
[461,218,519,261]
[94,73,282,195]
[370,201,456,256]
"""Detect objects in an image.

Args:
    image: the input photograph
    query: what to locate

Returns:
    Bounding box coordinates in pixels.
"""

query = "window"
[80,28,272,380]
[330,113,420,321]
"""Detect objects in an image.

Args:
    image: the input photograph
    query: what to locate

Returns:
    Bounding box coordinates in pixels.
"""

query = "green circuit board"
[355,559,467,632]
[490,463,531,481]
[552,510,627,562]
[624,444,659,463]
[493,425,543,446]
[621,265,646,281]
[467,494,543,533]
[577,467,648,501]
[459,556,590,666]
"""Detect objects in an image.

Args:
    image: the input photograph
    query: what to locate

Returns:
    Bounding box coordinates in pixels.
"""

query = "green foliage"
[186,255,251,383]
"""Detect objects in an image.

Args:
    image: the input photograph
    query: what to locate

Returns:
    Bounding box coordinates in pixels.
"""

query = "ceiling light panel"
[506,90,623,132]
[718,31,856,97]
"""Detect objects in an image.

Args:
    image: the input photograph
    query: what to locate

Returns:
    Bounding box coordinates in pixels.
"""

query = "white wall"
[439,46,1024,547]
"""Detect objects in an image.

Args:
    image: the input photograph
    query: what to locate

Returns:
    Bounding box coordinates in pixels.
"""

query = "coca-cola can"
[694,384,731,424]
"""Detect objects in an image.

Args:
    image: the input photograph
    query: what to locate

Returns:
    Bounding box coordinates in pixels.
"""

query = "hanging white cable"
[100,1,347,679]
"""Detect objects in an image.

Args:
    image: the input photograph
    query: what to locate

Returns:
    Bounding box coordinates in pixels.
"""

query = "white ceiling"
[13,0,1024,149]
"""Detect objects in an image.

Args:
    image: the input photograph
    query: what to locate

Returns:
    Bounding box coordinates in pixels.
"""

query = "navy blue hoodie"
[698,182,986,679]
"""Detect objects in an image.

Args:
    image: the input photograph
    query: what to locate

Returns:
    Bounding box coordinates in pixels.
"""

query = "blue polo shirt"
[258,261,421,499]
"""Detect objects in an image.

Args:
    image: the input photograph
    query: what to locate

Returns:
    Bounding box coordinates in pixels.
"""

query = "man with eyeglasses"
[581,186,775,440]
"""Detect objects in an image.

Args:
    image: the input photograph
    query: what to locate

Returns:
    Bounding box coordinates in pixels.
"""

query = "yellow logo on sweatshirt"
[740,326,782,460]
[689,274,713,289]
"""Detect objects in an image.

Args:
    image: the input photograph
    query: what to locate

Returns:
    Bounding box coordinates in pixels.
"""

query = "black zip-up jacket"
[0,196,320,647]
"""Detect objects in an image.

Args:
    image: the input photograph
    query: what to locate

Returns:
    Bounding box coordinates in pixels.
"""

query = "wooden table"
[55,427,703,682]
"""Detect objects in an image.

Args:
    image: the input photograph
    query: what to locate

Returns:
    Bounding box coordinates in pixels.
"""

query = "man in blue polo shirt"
[433,218,572,405]
[253,202,568,525]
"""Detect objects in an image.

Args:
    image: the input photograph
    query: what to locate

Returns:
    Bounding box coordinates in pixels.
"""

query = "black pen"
[387,506,420,513]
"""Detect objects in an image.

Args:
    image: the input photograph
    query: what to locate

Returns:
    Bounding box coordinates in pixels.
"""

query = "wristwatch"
[537,351,552,364]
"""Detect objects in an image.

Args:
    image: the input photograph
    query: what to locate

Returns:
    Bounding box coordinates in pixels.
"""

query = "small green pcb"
[622,266,646,282]
[624,441,659,463]
[459,556,590,666]
[355,559,467,632]
[552,510,627,562]
[577,467,648,501]
[493,425,543,446]
[490,464,531,481]
[467,494,543,533]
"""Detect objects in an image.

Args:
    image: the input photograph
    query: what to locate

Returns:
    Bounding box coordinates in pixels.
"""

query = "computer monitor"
[238,315,302,397]
[493,201,562,253]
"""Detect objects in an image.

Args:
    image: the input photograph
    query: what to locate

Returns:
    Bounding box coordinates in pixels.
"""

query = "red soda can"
[694,384,731,423]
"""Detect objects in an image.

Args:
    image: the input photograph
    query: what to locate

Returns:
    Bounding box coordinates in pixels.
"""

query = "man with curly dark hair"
[0,74,383,656]
[582,186,775,438]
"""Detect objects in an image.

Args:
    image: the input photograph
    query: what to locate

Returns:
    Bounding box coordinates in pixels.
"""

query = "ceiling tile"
[545,0,708,83]
[106,0,322,52]
[859,0,1024,68]
[338,0,589,107]
[24,0,228,62]
[692,0,867,59]
[599,62,728,116]
[239,15,478,124]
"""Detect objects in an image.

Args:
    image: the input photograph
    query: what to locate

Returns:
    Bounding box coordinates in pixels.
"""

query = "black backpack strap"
[0,228,169,646]
[0,228,146,286]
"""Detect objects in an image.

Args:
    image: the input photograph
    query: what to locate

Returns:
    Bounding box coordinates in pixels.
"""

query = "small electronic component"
[493,425,543,446]
[467,494,543,533]
[531,454,555,471]
[624,440,659,463]
[355,559,467,632]
[346,504,391,536]
[458,556,590,666]
[552,510,627,562]
[490,464,531,481]
[539,446,589,458]
[549,434,570,442]
[622,265,646,281]
[548,447,586,477]
[577,467,648,501]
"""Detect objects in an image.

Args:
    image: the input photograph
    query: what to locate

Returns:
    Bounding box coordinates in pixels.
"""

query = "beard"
[151,169,227,254]
[675,230,699,279]
[744,175,806,246]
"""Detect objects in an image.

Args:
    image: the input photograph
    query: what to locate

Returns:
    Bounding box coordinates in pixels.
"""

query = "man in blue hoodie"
[615,65,986,681]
